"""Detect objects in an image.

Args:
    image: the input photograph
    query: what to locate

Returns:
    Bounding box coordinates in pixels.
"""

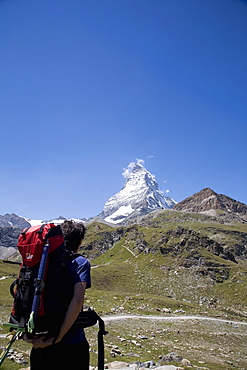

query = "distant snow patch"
[27,218,84,226]
[27,219,44,226]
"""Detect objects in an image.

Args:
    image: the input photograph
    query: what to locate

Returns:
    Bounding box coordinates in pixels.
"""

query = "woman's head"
[60,220,86,252]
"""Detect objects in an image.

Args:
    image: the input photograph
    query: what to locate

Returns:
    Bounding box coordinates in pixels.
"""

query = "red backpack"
[18,224,64,267]
[9,223,69,334]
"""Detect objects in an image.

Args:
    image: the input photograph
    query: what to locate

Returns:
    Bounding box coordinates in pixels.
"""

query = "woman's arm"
[54,281,86,343]
[33,281,86,348]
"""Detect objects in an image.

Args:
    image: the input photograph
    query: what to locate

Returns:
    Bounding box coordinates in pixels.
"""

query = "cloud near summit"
[122,158,145,179]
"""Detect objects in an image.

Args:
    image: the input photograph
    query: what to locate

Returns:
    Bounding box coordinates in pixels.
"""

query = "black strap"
[19,279,31,329]
[10,280,17,298]
[21,226,31,235]
[20,224,45,237]
[36,224,46,234]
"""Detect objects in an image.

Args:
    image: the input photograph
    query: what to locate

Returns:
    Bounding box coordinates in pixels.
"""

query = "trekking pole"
[27,241,50,333]
[97,317,108,370]
[0,329,22,367]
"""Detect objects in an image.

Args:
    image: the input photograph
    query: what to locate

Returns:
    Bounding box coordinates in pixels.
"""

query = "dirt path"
[102,314,247,326]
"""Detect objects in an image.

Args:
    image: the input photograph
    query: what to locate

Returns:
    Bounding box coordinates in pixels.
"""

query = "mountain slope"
[174,188,247,222]
[81,209,247,313]
[0,213,30,228]
[98,161,176,224]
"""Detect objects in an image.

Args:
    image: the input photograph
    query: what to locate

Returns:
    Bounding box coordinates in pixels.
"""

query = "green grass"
[84,315,247,369]
[1,210,247,369]
[0,262,19,326]
[0,360,25,370]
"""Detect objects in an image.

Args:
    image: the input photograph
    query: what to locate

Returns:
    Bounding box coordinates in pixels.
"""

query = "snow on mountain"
[26,216,85,227]
[98,160,177,224]
[26,218,43,227]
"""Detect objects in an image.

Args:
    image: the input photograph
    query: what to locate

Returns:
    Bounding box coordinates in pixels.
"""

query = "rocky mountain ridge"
[174,187,247,222]
[0,213,30,228]
[0,225,22,259]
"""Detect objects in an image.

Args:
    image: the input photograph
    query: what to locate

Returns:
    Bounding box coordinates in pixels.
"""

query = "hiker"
[23,220,91,370]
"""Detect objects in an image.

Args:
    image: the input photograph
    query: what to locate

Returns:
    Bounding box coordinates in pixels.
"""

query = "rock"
[154,366,178,370]
[162,308,171,313]
[6,350,27,365]
[104,363,187,370]
[138,335,148,340]
[173,309,185,314]
[159,352,183,363]
[125,353,140,358]
[16,359,24,364]
[111,347,122,356]
[131,340,142,347]
[181,359,191,366]
[117,336,127,342]
[106,361,130,369]
[140,360,156,368]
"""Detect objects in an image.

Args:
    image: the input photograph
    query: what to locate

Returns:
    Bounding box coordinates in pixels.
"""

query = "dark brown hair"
[60,220,86,252]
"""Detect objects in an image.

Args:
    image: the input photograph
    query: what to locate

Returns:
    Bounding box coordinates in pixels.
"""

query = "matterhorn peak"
[98,159,176,224]
[122,159,146,179]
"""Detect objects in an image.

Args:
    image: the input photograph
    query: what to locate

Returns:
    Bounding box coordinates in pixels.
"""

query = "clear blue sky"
[0,0,246,220]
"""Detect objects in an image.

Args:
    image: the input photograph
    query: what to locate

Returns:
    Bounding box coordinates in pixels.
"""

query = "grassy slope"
[1,210,247,369]
[84,211,247,318]
[82,211,247,369]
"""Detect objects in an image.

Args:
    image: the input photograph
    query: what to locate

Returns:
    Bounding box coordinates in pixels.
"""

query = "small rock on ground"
[153,367,178,370]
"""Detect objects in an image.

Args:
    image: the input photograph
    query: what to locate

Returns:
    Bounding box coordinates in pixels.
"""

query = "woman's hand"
[23,333,55,348]
[32,336,55,349]
[22,333,34,344]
